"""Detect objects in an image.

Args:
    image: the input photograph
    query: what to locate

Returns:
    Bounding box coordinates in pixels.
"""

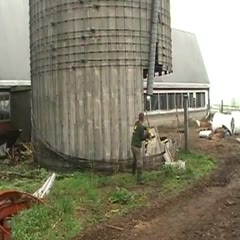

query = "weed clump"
[109,187,134,205]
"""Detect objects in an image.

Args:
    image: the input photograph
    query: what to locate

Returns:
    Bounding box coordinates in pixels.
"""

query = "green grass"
[1,151,215,240]
[109,187,135,205]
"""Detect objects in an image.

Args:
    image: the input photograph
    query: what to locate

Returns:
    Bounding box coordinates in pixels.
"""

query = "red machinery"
[0,190,43,240]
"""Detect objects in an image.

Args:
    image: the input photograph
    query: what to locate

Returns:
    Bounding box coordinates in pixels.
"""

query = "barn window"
[151,94,159,111]
[159,93,167,110]
[189,93,195,108]
[196,92,206,108]
[168,93,175,110]
[0,92,10,121]
[144,90,207,113]
[176,93,183,109]
[201,92,206,107]
[196,92,202,108]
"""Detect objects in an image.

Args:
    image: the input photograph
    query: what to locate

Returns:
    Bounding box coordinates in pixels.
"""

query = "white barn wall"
[147,110,207,128]
[0,0,30,82]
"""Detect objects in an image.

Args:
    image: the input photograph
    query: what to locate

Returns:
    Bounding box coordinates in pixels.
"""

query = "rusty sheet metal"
[0,190,43,239]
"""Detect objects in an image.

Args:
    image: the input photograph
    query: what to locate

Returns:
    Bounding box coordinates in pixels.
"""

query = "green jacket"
[131,121,148,148]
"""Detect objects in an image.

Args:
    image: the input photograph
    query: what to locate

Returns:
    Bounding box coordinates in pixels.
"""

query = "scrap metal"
[0,191,43,240]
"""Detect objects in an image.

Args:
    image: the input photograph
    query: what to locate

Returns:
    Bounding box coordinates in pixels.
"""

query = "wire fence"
[211,104,240,114]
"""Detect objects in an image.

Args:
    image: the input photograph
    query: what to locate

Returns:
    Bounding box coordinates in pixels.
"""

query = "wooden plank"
[49,65,54,148]
[119,66,128,160]
[127,67,135,158]
[76,68,85,159]
[53,65,59,151]
[101,66,111,161]
[86,67,94,160]
[43,73,49,145]
[69,69,76,156]
[58,70,64,153]
[110,66,120,162]
[93,66,103,160]
[62,70,69,155]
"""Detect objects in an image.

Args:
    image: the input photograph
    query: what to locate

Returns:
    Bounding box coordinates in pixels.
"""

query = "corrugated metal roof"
[144,28,210,87]
[0,0,30,82]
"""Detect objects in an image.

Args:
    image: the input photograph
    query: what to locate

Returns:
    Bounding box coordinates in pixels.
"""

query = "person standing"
[131,113,150,184]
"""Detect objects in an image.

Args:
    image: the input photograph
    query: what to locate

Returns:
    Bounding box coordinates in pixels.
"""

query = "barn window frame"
[144,90,207,114]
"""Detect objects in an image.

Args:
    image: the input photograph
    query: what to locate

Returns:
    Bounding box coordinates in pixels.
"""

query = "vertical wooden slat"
[119,66,128,160]
[69,69,76,156]
[93,66,103,160]
[86,67,94,160]
[127,67,136,158]
[76,68,85,158]
[62,71,69,155]
[101,66,111,161]
[110,66,119,162]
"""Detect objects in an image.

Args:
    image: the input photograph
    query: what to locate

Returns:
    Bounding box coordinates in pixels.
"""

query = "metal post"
[207,88,211,112]
[220,100,223,113]
[183,95,189,152]
[146,0,160,96]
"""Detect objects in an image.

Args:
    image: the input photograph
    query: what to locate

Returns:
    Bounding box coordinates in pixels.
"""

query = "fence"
[211,104,240,114]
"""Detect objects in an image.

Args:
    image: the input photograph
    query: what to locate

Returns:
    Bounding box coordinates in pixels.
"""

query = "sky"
[171,0,240,105]
[0,0,239,105]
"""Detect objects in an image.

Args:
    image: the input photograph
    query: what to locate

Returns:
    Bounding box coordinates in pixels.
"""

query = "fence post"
[220,100,223,113]
[183,94,189,152]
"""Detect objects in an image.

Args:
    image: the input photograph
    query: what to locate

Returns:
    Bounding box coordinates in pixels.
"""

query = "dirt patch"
[74,129,240,240]
[181,189,240,240]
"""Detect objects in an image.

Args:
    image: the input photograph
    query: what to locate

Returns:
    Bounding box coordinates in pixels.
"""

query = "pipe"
[147,0,160,96]
[212,112,235,135]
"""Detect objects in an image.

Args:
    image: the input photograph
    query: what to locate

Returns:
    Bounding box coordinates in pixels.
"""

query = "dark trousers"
[131,145,143,181]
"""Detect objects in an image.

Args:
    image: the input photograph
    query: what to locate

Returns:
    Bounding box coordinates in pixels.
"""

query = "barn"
[0,0,31,141]
[145,28,210,127]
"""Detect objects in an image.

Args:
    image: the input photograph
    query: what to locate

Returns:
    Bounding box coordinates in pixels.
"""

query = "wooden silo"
[29,0,172,172]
